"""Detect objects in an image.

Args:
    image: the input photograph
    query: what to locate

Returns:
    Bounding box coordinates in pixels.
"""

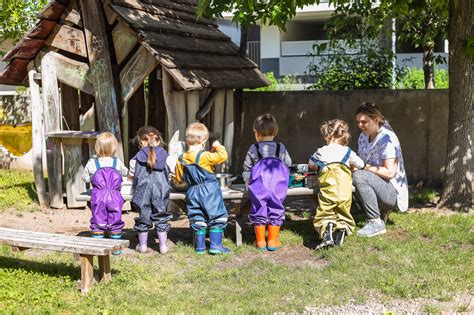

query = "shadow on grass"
[1,182,39,204]
[0,255,80,281]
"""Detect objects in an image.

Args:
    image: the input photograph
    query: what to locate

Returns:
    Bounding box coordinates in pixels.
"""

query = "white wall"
[261,25,280,59]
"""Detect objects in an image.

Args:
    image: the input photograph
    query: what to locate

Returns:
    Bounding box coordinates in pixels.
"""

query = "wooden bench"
[0,227,129,293]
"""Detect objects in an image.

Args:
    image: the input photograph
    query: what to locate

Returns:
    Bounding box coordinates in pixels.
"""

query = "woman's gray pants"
[352,170,398,220]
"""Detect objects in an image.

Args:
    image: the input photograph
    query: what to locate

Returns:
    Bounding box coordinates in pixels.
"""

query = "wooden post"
[80,254,94,293]
[212,90,226,143]
[127,85,145,159]
[41,53,63,209]
[162,69,179,142]
[80,0,123,160]
[98,255,111,283]
[148,69,167,137]
[28,69,48,208]
[224,89,234,166]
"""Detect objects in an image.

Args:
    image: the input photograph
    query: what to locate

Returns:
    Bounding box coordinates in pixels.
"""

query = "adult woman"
[353,102,408,237]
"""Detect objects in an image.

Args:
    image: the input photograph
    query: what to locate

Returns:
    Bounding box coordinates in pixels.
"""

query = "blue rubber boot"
[209,228,230,255]
[91,231,104,238]
[110,231,123,255]
[194,229,206,255]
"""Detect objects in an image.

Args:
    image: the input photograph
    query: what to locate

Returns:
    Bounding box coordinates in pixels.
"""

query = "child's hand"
[212,140,222,148]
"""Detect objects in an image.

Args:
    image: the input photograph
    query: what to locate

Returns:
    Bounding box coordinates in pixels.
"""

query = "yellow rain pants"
[313,163,355,238]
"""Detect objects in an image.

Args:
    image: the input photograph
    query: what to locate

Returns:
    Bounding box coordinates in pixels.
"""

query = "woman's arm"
[364,158,398,180]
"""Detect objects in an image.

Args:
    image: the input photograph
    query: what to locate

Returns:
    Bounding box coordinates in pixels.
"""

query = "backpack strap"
[112,157,117,169]
[254,143,263,160]
[341,148,352,165]
[94,158,101,170]
[195,151,202,165]
[275,143,281,159]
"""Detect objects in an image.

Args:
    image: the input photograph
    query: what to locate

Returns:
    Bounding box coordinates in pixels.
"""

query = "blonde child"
[308,119,365,250]
[242,113,292,251]
[174,123,229,255]
[82,132,128,249]
[129,126,172,254]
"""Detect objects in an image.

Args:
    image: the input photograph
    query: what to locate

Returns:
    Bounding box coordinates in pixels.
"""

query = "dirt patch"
[305,293,474,314]
[388,227,408,241]
[218,244,327,270]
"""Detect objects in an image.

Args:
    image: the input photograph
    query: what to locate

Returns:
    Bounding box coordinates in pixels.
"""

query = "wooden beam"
[127,85,145,159]
[103,0,118,25]
[148,68,167,138]
[46,24,87,58]
[120,46,158,102]
[28,69,48,208]
[212,90,226,142]
[81,0,123,160]
[41,52,63,209]
[173,91,187,138]
[61,84,87,209]
[224,89,234,166]
[62,0,83,27]
[112,22,138,65]
[162,69,179,142]
[195,89,218,120]
[186,91,199,124]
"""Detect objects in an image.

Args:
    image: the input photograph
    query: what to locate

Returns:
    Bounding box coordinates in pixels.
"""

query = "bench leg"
[80,254,94,293]
[98,255,111,283]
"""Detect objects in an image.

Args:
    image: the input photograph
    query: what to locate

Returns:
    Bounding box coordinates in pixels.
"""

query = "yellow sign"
[0,123,32,156]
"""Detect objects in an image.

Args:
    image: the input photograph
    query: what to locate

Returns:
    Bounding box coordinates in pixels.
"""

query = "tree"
[0,0,49,52]
[198,0,472,210]
[438,0,473,210]
[326,0,448,89]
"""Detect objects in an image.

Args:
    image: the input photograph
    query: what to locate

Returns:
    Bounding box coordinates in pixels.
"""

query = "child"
[129,126,172,254]
[173,122,229,255]
[82,132,128,249]
[308,119,365,250]
[242,113,292,251]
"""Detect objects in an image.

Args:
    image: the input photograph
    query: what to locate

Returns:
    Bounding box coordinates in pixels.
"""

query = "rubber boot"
[157,231,169,254]
[110,231,123,255]
[253,225,267,251]
[194,229,206,255]
[267,225,282,251]
[91,231,104,238]
[136,232,148,253]
[209,228,230,255]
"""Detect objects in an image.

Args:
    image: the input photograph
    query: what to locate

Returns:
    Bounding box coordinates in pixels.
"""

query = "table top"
[77,183,317,202]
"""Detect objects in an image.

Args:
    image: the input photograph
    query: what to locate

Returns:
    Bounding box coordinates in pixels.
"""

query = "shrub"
[397,67,449,89]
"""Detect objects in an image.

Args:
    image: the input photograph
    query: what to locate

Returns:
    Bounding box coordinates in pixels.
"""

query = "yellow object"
[174,145,228,183]
[0,123,32,156]
[313,163,355,238]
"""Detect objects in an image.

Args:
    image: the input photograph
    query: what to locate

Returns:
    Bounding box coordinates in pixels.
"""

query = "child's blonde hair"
[185,122,209,146]
[133,126,164,169]
[95,132,118,158]
[320,119,350,146]
[253,113,278,137]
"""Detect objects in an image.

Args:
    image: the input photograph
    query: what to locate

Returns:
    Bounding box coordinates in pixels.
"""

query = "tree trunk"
[423,43,436,89]
[231,25,248,176]
[438,0,473,210]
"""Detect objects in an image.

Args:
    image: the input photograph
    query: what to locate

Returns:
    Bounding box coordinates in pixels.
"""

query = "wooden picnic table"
[78,182,318,246]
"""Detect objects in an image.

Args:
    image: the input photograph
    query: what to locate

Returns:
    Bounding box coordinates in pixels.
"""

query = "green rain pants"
[313,164,355,239]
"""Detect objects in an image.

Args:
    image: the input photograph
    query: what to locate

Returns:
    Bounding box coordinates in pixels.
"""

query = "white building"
[219,2,448,80]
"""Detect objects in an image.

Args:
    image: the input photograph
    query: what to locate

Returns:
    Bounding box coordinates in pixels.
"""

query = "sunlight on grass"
[0,170,40,212]
[0,211,472,312]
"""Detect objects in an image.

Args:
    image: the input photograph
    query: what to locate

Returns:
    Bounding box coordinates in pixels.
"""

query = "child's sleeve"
[349,151,365,169]
[82,159,94,183]
[281,144,292,167]
[242,146,255,172]
[128,158,137,178]
[174,160,184,183]
[207,144,228,165]
[117,159,129,177]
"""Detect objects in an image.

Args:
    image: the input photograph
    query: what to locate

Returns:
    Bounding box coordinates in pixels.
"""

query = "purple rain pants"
[248,157,289,226]
[90,166,125,233]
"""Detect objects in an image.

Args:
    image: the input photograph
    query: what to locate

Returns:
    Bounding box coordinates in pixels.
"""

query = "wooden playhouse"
[0,0,269,209]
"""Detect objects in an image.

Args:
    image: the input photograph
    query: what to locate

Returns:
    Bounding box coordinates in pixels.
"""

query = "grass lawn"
[0,170,472,312]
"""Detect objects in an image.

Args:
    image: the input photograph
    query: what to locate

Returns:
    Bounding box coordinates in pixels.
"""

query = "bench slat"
[0,228,125,245]
[0,228,129,255]
[0,233,126,250]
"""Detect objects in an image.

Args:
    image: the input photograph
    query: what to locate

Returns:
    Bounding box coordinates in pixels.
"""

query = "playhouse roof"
[0,0,269,90]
